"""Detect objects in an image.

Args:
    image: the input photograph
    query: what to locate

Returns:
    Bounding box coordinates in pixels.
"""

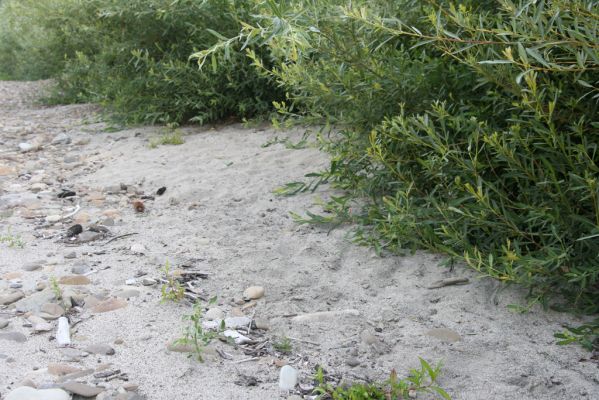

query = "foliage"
[314,358,450,399]
[199,0,599,315]
[0,0,284,125]
[174,297,223,362]
[555,318,599,351]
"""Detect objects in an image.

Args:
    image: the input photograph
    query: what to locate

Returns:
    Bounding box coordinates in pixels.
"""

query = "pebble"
[28,315,53,332]
[40,303,65,319]
[5,387,71,400]
[84,343,115,355]
[52,133,71,145]
[426,328,461,343]
[36,282,47,291]
[130,243,146,254]
[254,318,270,331]
[91,297,128,313]
[115,289,140,298]
[279,365,298,390]
[58,275,91,285]
[78,231,103,243]
[62,381,104,397]
[64,251,77,259]
[141,278,157,286]
[23,261,44,271]
[18,142,34,152]
[204,307,224,321]
[0,319,9,329]
[0,331,27,343]
[48,363,82,376]
[346,357,361,367]
[0,290,25,305]
[60,347,86,361]
[66,224,83,238]
[2,271,22,280]
[242,286,265,300]
[46,215,62,223]
[14,289,56,313]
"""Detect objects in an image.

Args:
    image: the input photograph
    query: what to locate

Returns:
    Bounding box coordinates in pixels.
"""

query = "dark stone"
[156,187,166,195]
[66,224,83,238]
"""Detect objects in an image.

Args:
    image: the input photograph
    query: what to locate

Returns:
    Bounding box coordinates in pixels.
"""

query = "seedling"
[149,130,184,148]
[0,228,25,248]
[313,358,451,399]
[160,260,185,302]
[273,336,293,354]
[174,297,224,361]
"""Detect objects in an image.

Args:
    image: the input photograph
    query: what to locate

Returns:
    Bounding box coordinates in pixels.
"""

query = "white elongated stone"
[279,365,298,390]
[223,330,251,345]
[56,317,71,346]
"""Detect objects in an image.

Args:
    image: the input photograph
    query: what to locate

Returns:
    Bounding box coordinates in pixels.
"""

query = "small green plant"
[555,318,599,351]
[273,336,292,354]
[49,276,69,309]
[160,261,185,303]
[149,130,185,148]
[314,358,450,400]
[0,228,25,248]
[174,297,223,362]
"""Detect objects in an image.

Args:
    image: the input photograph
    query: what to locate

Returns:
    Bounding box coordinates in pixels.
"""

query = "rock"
[28,315,53,332]
[64,251,77,259]
[84,343,115,355]
[9,280,23,289]
[66,224,83,238]
[48,363,82,376]
[242,286,265,300]
[230,307,244,317]
[115,289,140,298]
[63,155,79,164]
[292,309,360,323]
[36,282,47,291]
[58,275,91,285]
[46,215,61,223]
[62,382,104,397]
[78,231,102,243]
[253,318,270,331]
[60,347,85,361]
[141,278,156,286]
[91,297,127,313]
[0,290,25,305]
[125,278,137,285]
[204,307,224,321]
[18,142,34,152]
[346,357,361,367]
[23,261,44,271]
[130,243,146,254]
[52,133,71,145]
[40,303,65,319]
[0,331,27,343]
[0,165,16,176]
[56,317,71,346]
[279,365,298,390]
[2,271,22,280]
[5,387,71,400]
[121,383,139,392]
[223,330,252,345]
[0,319,9,329]
[71,263,91,275]
[167,341,194,353]
[426,328,461,343]
[14,289,56,313]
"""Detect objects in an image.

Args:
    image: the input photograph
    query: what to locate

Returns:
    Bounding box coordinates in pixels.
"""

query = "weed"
[314,358,450,399]
[0,228,25,248]
[149,130,185,148]
[555,318,599,351]
[273,336,292,354]
[174,297,223,362]
[160,261,185,303]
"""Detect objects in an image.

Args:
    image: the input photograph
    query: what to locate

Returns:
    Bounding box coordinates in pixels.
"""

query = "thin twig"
[230,357,260,364]
[103,232,139,245]
[288,336,320,346]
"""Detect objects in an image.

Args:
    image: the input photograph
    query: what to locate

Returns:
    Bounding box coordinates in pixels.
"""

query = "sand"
[0,80,597,399]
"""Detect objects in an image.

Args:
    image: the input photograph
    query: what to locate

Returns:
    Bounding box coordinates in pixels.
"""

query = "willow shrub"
[199,0,598,314]
[0,0,283,124]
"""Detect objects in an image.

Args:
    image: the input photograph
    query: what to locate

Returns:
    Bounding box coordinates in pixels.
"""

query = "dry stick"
[230,357,260,364]
[59,204,81,221]
[287,336,320,346]
[103,232,139,245]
